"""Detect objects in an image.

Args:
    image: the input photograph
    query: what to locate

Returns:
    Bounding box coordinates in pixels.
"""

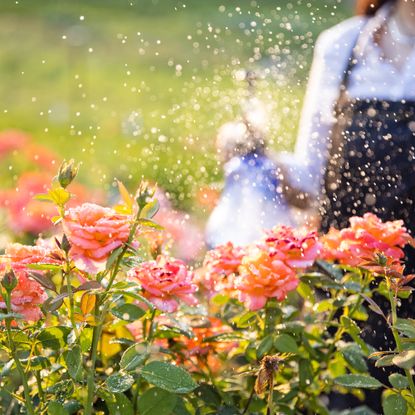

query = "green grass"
[0,0,352,211]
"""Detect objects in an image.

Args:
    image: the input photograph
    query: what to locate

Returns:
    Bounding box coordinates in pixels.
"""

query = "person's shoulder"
[315,16,368,58]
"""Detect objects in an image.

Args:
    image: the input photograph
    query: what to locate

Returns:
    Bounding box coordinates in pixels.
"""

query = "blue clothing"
[205,152,293,247]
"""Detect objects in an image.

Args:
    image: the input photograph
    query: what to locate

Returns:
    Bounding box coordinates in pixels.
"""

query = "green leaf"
[97,389,134,415]
[315,260,344,280]
[63,345,82,381]
[63,400,83,414]
[106,372,135,393]
[112,290,154,310]
[48,401,68,415]
[137,387,177,415]
[194,383,222,407]
[111,303,145,322]
[388,373,409,389]
[301,270,343,289]
[75,281,102,292]
[106,247,124,271]
[140,199,160,219]
[27,263,61,272]
[375,354,395,368]
[340,316,368,353]
[42,296,64,313]
[297,282,314,301]
[38,326,71,350]
[382,392,407,415]
[117,180,134,214]
[232,311,257,328]
[27,271,57,291]
[120,343,150,372]
[0,312,24,321]
[274,334,298,353]
[334,374,383,389]
[37,183,71,207]
[202,332,243,343]
[394,318,415,338]
[28,355,51,371]
[341,344,367,372]
[47,380,74,399]
[299,359,313,390]
[79,328,93,353]
[155,326,192,340]
[138,218,163,230]
[141,361,197,393]
[173,398,192,415]
[257,335,274,359]
[392,350,415,369]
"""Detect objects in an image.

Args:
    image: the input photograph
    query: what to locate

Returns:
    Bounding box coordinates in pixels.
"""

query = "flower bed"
[0,161,414,415]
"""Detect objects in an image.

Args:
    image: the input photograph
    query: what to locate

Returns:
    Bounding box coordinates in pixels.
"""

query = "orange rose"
[63,203,130,273]
[322,213,413,266]
[235,247,298,310]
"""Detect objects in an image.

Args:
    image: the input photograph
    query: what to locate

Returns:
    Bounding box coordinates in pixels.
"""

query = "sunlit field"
[0,0,352,210]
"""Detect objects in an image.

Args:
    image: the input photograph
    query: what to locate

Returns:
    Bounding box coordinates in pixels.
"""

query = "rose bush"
[0,161,415,415]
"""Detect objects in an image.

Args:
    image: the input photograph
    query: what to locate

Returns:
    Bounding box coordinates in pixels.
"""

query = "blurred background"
[0,0,353,253]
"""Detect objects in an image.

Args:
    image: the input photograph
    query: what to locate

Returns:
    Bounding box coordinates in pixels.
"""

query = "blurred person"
[205,118,293,248]
[278,0,415,236]
[276,0,415,411]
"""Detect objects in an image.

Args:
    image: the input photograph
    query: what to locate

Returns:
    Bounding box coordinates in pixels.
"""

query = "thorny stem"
[104,213,141,296]
[204,357,229,405]
[387,281,415,399]
[327,271,368,358]
[267,376,274,415]
[64,255,79,338]
[84,210,141,413]
[3,292,35,415]
[84,200,149,413]
[264,299,279,337]
[146,309,157,342]
[132,379,140,413]
[241,385,255,415]
[35,371,45,403]
[84,300,108,415]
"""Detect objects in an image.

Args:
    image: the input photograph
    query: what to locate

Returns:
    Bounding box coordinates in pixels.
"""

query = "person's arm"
[277,32,336,208]
[276,18,364,209]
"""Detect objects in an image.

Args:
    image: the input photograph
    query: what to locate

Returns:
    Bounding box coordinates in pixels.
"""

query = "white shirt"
[277,4,415,203]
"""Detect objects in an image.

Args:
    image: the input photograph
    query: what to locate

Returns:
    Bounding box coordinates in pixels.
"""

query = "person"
[276,0,415,411]
[205,118,293,248]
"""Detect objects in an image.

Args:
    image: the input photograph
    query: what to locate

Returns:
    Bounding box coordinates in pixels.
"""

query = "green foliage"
[334,375,383,390]
[137,388,178,415]
[1,162,415,415]
[0,0,353,209]
[382,392,407,415]
[141,361,198,394]
[106,372,135,393]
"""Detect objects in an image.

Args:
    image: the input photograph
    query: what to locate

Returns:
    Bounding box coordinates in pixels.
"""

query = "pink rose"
[0,270,47,322]
[63,203,131,273]
[4,242,63,271]
[197,242,245,295]
[128,255,198,312]
[235,247,298,311]
[263,225,322,269]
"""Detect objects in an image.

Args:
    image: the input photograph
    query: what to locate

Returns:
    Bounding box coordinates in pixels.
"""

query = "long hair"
[355,0,395,15]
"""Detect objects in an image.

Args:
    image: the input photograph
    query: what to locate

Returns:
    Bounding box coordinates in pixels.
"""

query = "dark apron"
[319,37,415,412]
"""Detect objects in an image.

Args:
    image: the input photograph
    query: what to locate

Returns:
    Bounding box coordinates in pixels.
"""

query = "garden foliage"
[1,161,415,415]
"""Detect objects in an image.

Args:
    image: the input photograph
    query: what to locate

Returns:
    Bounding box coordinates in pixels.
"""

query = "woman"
[279,0,415,232]
[278,0,415,411]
